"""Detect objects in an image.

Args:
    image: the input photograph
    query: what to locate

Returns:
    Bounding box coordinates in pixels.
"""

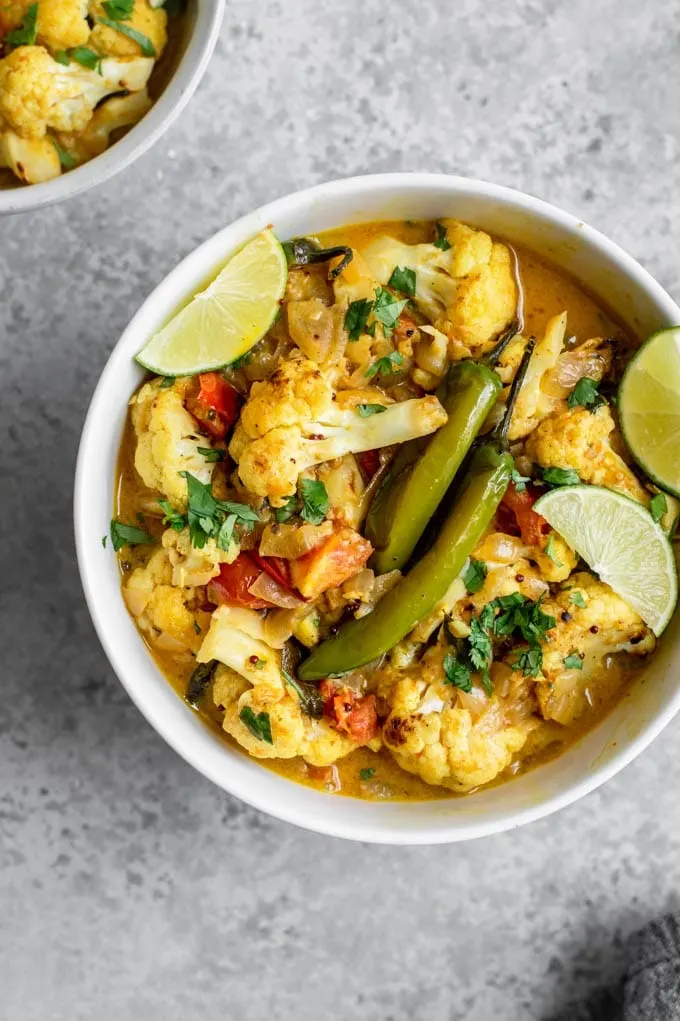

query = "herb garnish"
[70,47,103,73]
[387,265,416,297]
[102,0,135,20]
[463,558,487,594]
[433,223,451,251]
[510,467,530,493]
[185,660,216,708]
[570,591,587,608]
[4,3,38,46]
[54,49,70,65]
[159,499,187,532]
[356,403,387,418]
[344,298,373,341]
[541,467,580,487]
[650,493,668,524]
[110,519,154,552]
[96,17,156,56]
[365,351,404,380]
[239,706,273,744]
[197,446,225,462]
[180,472,259,550]
[299,478,328,525]
[544,534,563,567]
[274,494,298,523]
[52,141,76,170]
[160,375,175,388]
[372,287,409,333]
[359,767,376,781]
[283,669,324,718]
[511,646,543,677]
[568,377,606,411]
[443,653,473,691]
[461,593,556,682]
[564,652,584,670]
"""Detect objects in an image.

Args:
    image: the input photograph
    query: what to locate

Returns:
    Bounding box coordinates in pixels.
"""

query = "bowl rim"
[74,172,680,843]
[0,0,225,215]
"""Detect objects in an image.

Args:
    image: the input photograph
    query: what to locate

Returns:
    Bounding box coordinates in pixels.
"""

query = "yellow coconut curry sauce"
[115,218,662,801]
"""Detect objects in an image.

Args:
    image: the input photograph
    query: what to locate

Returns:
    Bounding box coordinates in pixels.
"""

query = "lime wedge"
[534,485,677,636]
[136,229,288,375]
[618,327,680,497]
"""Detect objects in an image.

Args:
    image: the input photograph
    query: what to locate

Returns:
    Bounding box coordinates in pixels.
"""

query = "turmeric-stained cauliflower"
[161,527,239,588]
[88,0,167,58]
[55,88,152,164]
[0,45,153,139]
[39,0,90,50]
[123,547,201,655]
[229,354,447,502]
[525,404,649,504]
[130,378,214,510]
[535,574,655,725]
[0,128,60,182]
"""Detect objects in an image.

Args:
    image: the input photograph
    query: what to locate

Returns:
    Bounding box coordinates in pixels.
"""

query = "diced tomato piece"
[186,373,241,440]
[207,554,272,609]
[319,682,378,745]
[357,449,381,480]
[289,527,372,600]
[498,482,550,546]
[250,551,291,590]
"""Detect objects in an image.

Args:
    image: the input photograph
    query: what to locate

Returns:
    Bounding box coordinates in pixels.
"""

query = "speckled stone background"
[2,1,680,1018]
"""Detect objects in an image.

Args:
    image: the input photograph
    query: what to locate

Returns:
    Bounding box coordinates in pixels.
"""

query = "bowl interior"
[75,175,680,843]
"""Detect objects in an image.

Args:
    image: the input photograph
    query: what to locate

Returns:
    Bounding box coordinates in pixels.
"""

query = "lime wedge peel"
[136,229,288,376]
[618,327,680,498]
[534,485,678,636]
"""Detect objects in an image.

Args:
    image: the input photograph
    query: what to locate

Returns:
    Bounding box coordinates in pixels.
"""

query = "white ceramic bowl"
[0,1,224,215]
[75,173,680,844]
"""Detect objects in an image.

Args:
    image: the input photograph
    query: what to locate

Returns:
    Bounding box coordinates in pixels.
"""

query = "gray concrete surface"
[2,1,680,1018]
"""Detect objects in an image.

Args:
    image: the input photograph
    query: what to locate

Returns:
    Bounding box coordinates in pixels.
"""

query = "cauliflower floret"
[0,46,153,139]
[123,548,200,653]
[230,355,447,502]
[55,87,152,163]
[162,527,238,588]
[200,608,366,765]
[358,221,517,359]
[382,673,530,792]
[88,0,167,59]
[535,573,655,725]
[130,379,215,511]
[39,0,90,50]
[525,404,649,504]
[0,128,60,183]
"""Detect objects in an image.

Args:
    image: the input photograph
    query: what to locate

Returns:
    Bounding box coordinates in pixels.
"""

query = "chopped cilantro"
[216,513,238,552]
[512,646,543,677]
[70,47,103,73]
[96,17,156,56]
[570,591,587,608]
[650,492,668,524]
[158,499,187,532]
[4,3,38,46]
[468,618,492,673]
[544,534,563,567]
[541,467,580,487]
[54,50,70,66]
[365,351,404,380]
[356,403,387,418]
[433,223,451,251]
[180,472,259,549]
[110,519,153,552]
[470,593,556,680]
[239,707,273,744]
[197,446,225,462]
[387,265,416,297]
[101,535,107,548]
[344,298,373,341]
[160,375,175,388]
[564,652,584,670]
[443,653,472,692]
[52,142,76,171]
[274,494,298,523]
[299,478,328,525]
[102,0,135,19]
[567,377,606,411]
[510,467,530,493]
[463,558,488,594]
[372,287,409,332]
[359,767,376,781]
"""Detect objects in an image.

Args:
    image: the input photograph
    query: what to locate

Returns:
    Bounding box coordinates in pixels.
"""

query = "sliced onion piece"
[248,571,304,609]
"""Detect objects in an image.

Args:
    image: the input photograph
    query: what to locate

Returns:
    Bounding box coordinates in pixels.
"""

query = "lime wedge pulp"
[618,327,680,497]
[534,485,677,636]
[136,229,288,376]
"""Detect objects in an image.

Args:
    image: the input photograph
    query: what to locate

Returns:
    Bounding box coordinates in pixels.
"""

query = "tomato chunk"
[250,551,291,591]
[498,482,550,546]
[186,373,241,440]
[319,681,378,745]
[357,449,381,481]
[306,764,341,791]
[289,527,372,600]
[207,554,271,609]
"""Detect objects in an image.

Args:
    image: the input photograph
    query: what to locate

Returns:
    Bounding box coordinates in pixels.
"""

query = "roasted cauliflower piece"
[88,0,167,58]
[358,221,517,358]
[39,0,90,51]
[162,526,239,588]
[0,128,60,182]
[230,355,447,502]
[0,45,153,139]
[130,378,215,511]
[525,404,649,504]
[123,548,200,654]
[535,573,655,725]
[55,88,152,163]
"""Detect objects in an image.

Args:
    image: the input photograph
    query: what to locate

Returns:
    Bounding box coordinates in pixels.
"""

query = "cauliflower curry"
[0,0,185,186]
[114,218,670,800]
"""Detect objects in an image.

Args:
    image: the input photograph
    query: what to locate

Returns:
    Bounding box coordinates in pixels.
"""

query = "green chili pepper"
[366,323,520,574]
[298,336,536,681]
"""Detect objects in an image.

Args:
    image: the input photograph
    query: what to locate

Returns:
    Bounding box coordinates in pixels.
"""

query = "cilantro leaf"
[54,50,70,65]
[443,654,472,692]
[344,298,373,341]
[239,707,273,744]
[197,446,225,462]
[467,618,492,673]
[570,590,587,608]
[4,3,38,46]
[564,652,584,670]
[216,513,238,552]
[365,351,404,380]
[102,0,135,19]
[463,558,488,594]
[110,519,153,552]
[544,534,563,567]
[96,17,156,56]
[52,141,76,171]
[356,403,387,418]
[160,375,175,388]
[541,467,580,487]
[69,47,103,73]
[433,223,451,251]
[180,472,259,548]
[299,478,328,525]
[387,265,416,297]
[650,492,668,524]
[512,646,543,677]
[510,467,530,493]
[372,287,409,332]
[359,767,376,781]
[274,494,298,523]
[158,499,187,532]
[567,377,606,411]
